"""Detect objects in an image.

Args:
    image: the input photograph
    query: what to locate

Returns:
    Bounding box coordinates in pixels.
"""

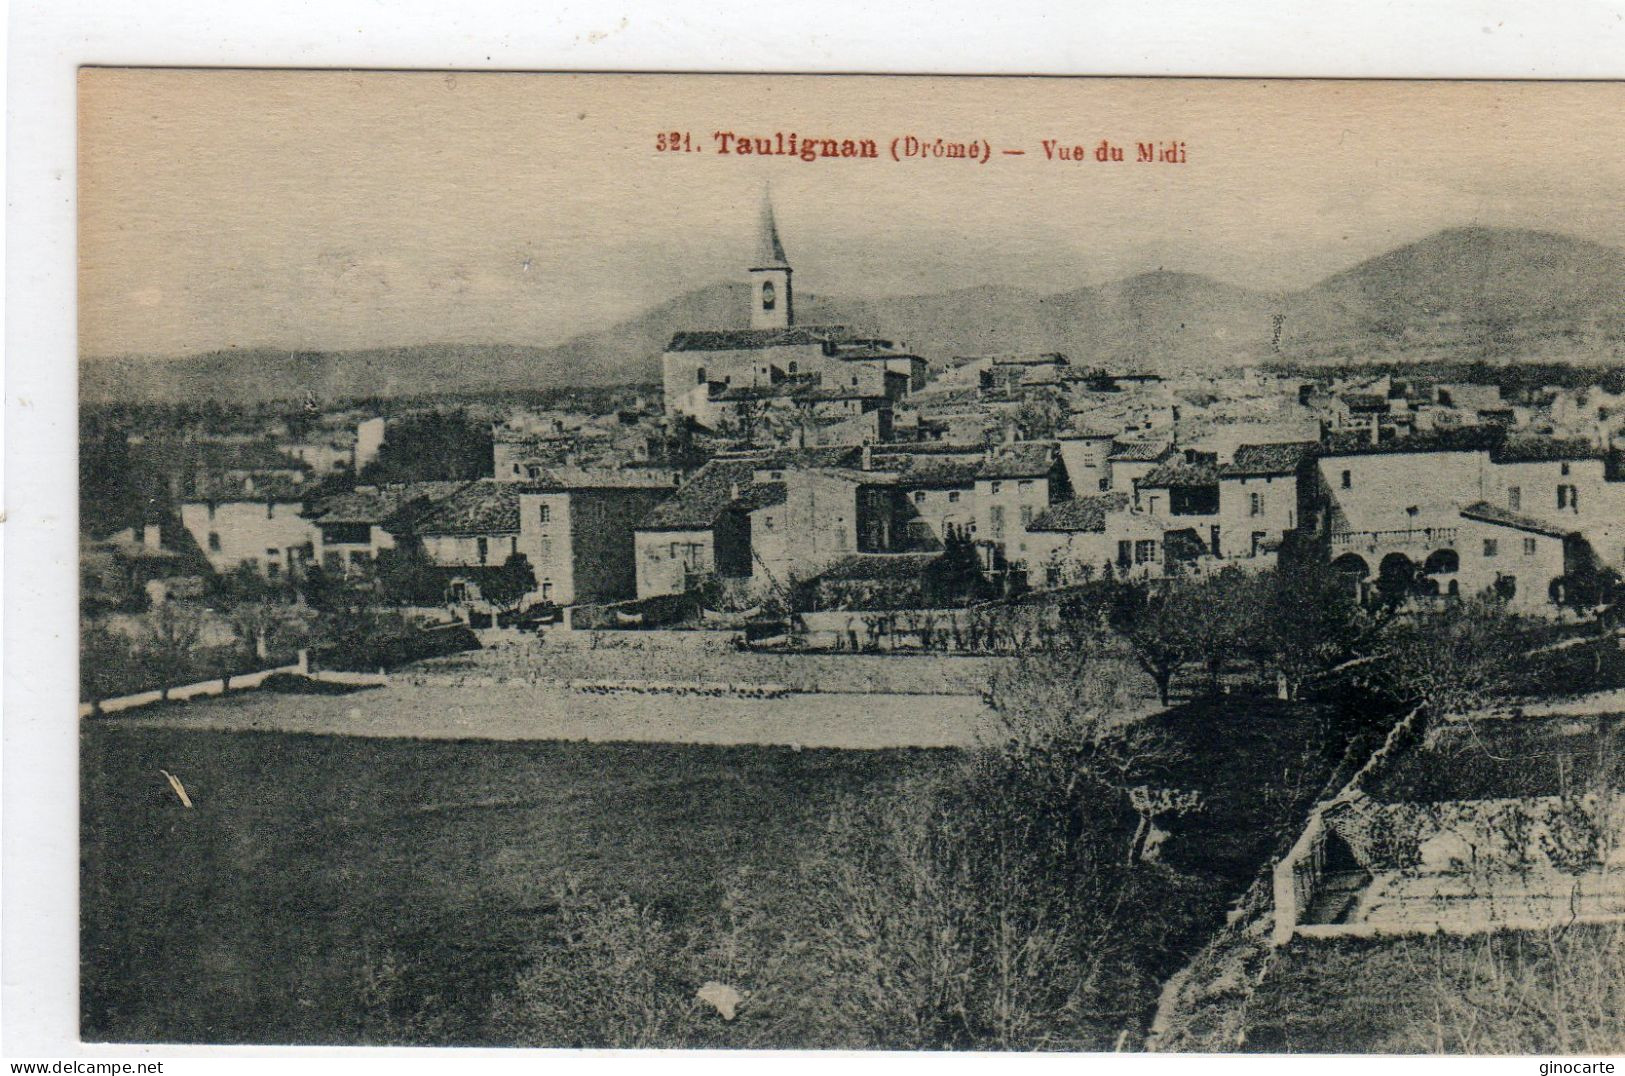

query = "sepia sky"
[79,71,1625,357]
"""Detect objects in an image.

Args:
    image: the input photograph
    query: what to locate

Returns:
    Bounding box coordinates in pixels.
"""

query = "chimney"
[730,481,741,501]
[861,445,873,471]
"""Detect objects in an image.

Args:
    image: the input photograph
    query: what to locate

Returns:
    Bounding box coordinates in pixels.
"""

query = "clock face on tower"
[761,280,776,311]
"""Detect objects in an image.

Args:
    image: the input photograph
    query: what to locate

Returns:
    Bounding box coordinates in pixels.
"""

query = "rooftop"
[666,326,864,353]
[1220,441,1318,477]
[636,459,765,531]
[1108,439,1173,463]
[1141,460,1221,488]
[979,441,1058,479]
[1491,436,1606,464]
[308,481,469,526]
[1319,427,1503,458]
[414,481,522,537]
[1028,492,1132,533]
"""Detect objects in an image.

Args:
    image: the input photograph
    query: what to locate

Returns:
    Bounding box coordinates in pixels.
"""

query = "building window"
[1558,484,1579,512]
[1135,539,1158,564]
[948,491,960,503]
[527,465,543,479]
[538,503,551,523]
[266,501,276,519]
[1508,486,1521,511]
[990,481,1002,494]
[1483,538,1498,557]
[207,531,221,552]
[762,514,775,531]
[1020,506,1034,529]
[788,362,797,374]
[1340,469,1352,489]
[1251,530,1267,556]
[914,491,926,503]
[477,536,489,564]
[761,280,776,311]
[696,367,706,385]
[541,581,553,601]
[1117,540,1132,567]
[1561,462,1572,476]
[266,561,280,579]
[206,502,216,521]
[1019,480,1033,492]
[989,506,1005,538]
[1249,491,1263,517]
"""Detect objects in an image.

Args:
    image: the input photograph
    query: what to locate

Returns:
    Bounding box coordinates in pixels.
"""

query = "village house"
[974,441,1071,579]
[1024,491,1134,587]
[1454,501,1582,613]
[875,447,984,548]
[1135,456,1223,565]
[178,474,318,582]
[634,458,773,598]
[516,471,676,606]
[414,481,527,606]
[1055,428,1119,494]
[1106,438,1176,496]
[305,481,470,576]
[1217,441,1316,561]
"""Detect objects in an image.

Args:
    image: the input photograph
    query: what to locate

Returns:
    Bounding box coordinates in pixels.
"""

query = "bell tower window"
[761,280,776,311]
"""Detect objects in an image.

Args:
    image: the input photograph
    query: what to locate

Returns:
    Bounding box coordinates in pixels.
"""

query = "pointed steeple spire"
[753,186,789,269]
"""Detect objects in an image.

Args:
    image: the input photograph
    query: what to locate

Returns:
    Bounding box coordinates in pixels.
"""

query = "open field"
[100,679,995,748]
[82,689,1342,1047]
[1242,927,1625,1053]
[81,725,954,1044]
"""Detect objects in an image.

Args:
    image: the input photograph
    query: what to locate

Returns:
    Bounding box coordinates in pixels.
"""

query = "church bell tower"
[749,191,793,331]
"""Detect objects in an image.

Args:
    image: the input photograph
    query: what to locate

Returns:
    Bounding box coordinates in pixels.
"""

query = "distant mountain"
[1275,227,1625,364]
[81,227,1625,404]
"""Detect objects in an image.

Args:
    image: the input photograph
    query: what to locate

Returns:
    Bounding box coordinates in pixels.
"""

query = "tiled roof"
[1107,439,1172,463]
[1459,501,1577,539]
[978,441,1057,479]
[1141,460,1220,488]
[1028,492,1131,532]
[743,446,865,470]
[636,459,764,531]
[1491,436,1604,463]
[522,467,681,491]
[665,326,856,353]
[1058,427,1120,440]
[414,481,522,537]
[186,473,311,504]
[309,481,469,526]
[1341,393,1390,412]
[876,452,984,488]
[1319,427,1503,457]
[1220,441,1317,477]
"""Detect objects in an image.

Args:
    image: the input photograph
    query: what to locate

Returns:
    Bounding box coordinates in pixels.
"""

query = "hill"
[81,227,1625,403]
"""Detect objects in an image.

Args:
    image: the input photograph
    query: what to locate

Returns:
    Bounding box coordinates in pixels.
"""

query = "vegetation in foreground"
[1243,926,1625,1054]
[81,729,945,1045]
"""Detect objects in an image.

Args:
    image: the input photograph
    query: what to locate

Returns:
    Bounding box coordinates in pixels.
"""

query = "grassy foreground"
[1243,927,1625,1053]
[81,726,951,1044]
